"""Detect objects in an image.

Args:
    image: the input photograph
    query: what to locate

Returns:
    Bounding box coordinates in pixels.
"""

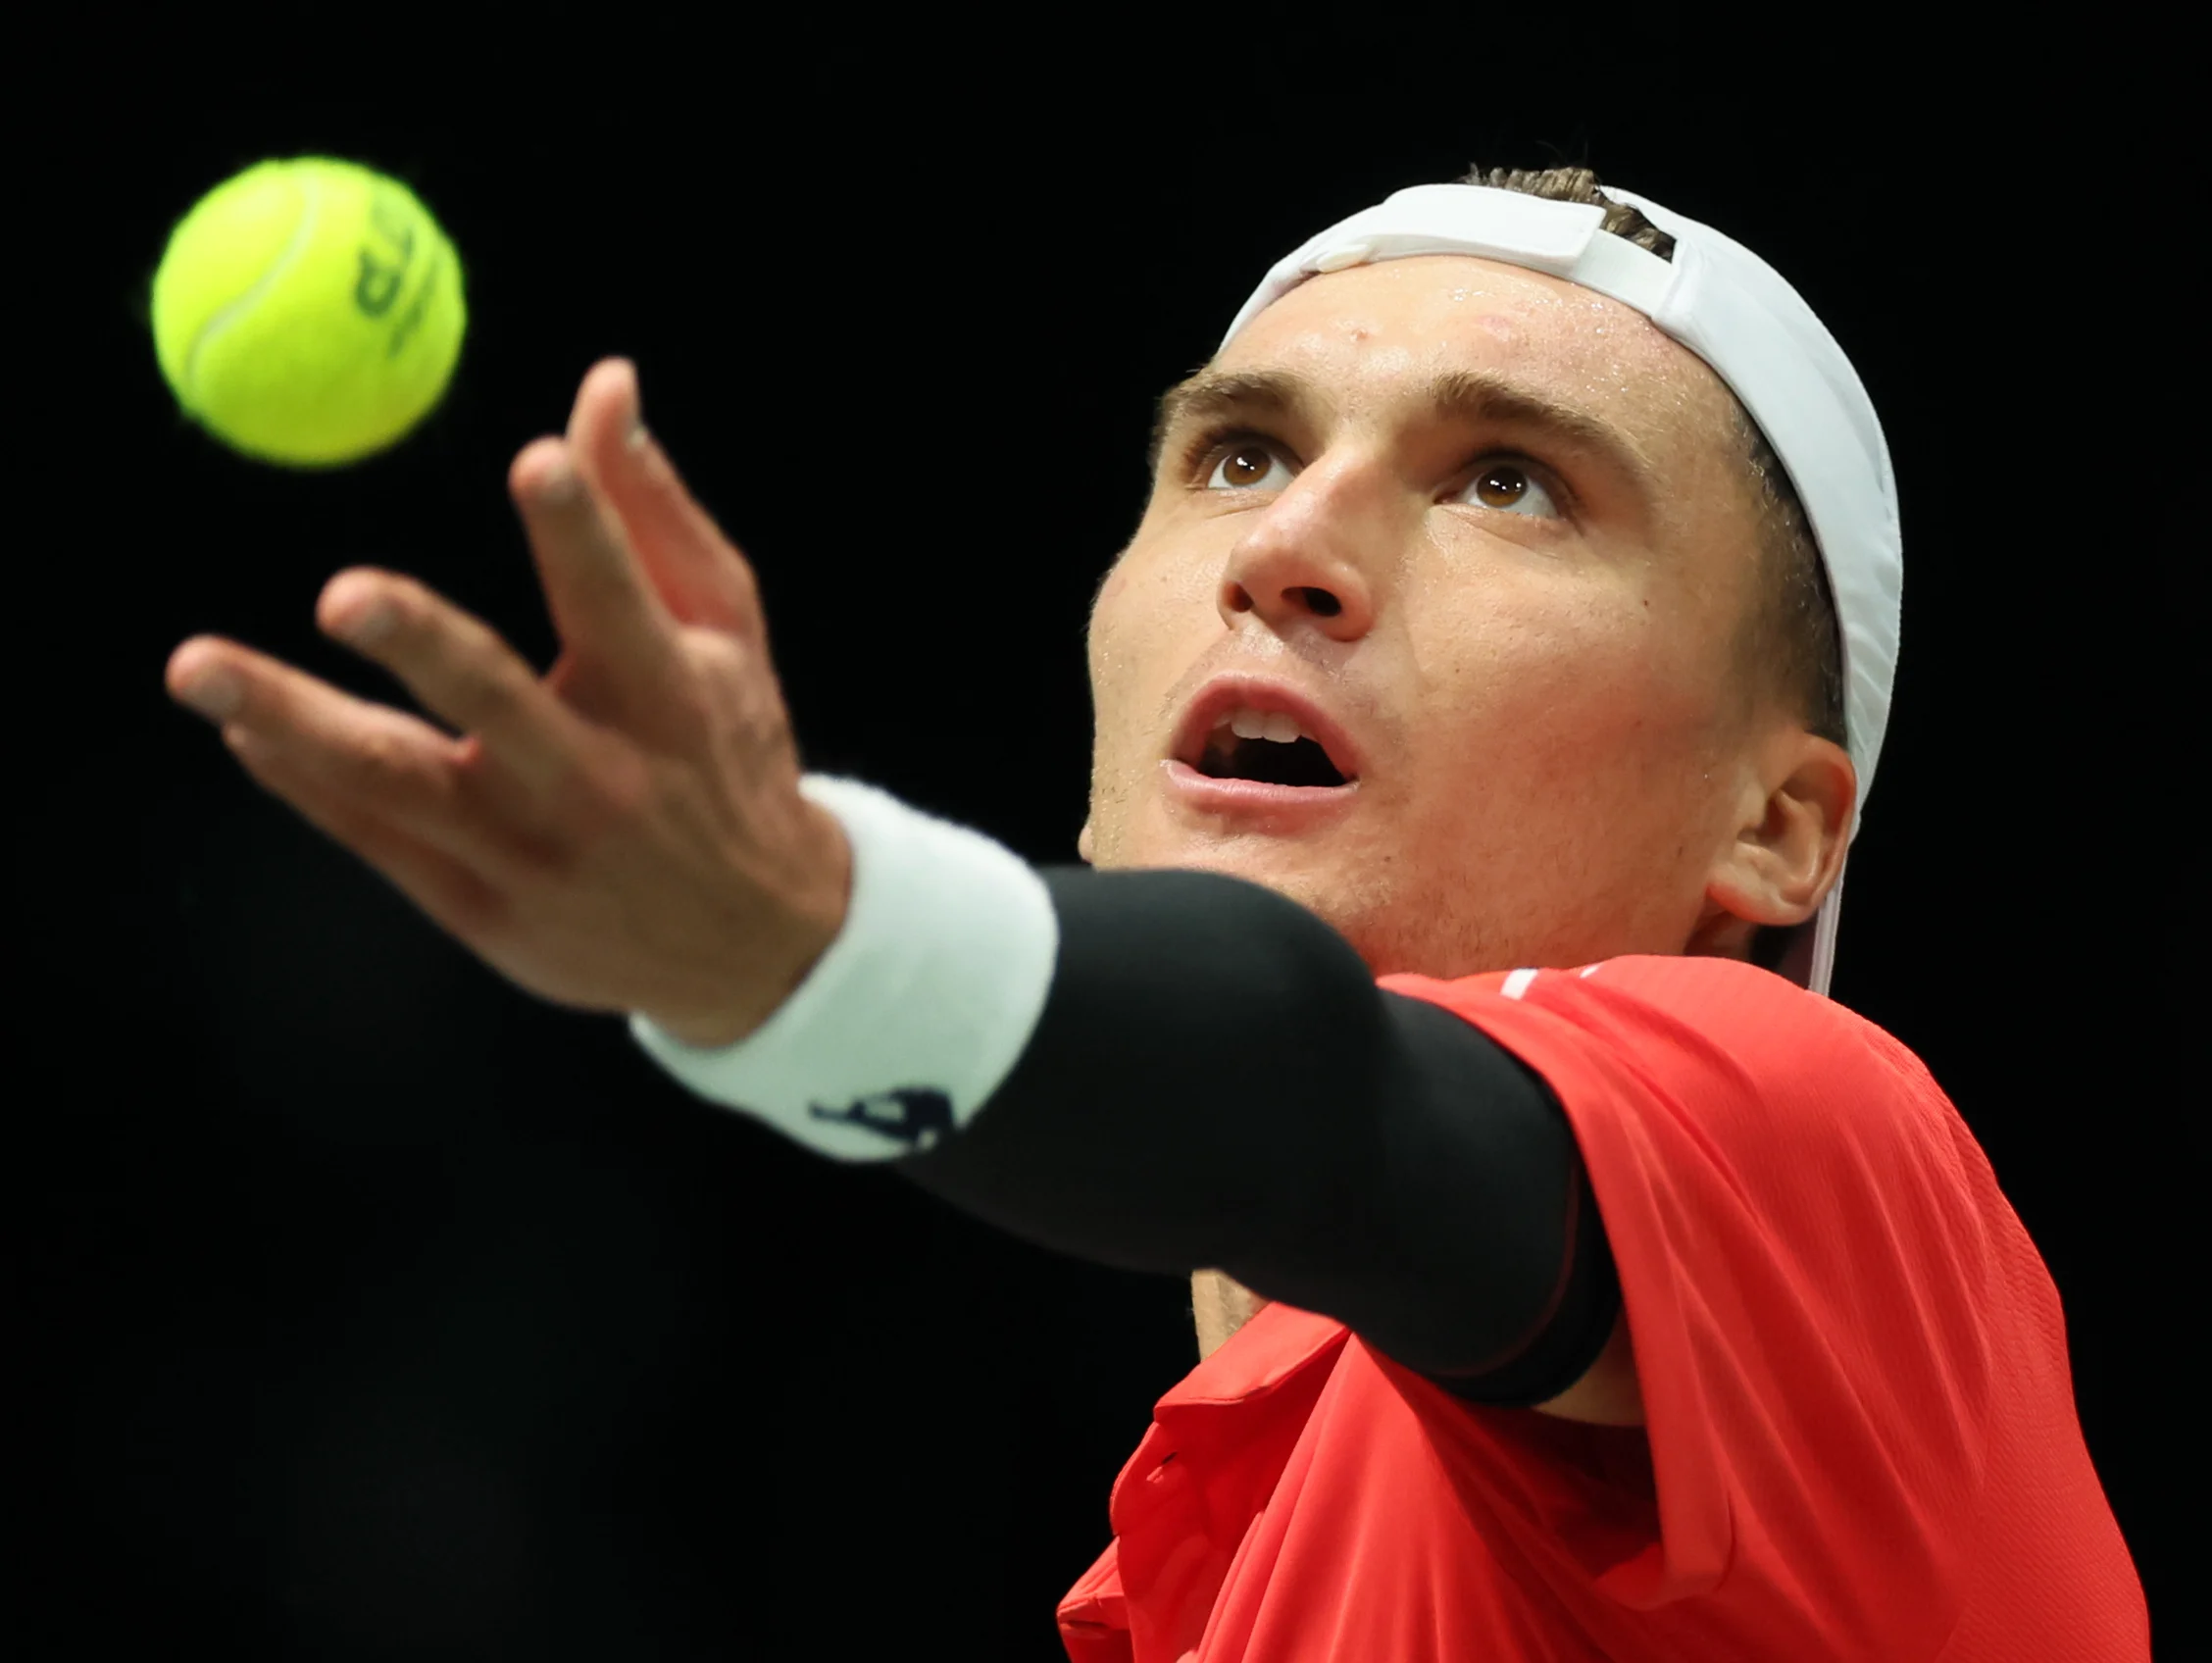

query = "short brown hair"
[1459,165,1847,748]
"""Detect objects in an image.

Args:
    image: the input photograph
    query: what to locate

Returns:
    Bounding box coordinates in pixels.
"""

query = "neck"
[1191,1269,1273,1362]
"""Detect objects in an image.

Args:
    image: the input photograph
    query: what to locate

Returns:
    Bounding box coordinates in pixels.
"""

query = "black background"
[27,27,2179,1663]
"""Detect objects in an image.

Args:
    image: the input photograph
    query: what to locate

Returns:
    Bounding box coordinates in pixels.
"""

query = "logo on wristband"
[808,1086,957,1152]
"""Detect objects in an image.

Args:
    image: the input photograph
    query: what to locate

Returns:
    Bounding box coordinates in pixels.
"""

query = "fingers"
[168,358,752,890]
[217,719,506,944]
[166,631,496,863]
[313,569,586,795]
[509,435,692,720]
[566,358,766,641]
[168,564,588,839]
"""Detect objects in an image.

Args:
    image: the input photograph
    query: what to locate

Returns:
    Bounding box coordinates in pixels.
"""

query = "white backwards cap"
[1219,183,1902,997]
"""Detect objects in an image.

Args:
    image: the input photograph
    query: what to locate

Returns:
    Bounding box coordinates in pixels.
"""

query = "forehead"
[1216,254,1736,462]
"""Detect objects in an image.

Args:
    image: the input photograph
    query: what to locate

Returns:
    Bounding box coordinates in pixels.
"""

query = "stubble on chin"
[1170,846,1500,981]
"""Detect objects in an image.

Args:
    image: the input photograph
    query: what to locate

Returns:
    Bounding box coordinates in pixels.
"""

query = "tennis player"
[165,166,2150,1659]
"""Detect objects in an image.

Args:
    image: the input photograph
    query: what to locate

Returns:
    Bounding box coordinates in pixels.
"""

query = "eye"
[1457,459,1561,518]
[1204,439,1296,492]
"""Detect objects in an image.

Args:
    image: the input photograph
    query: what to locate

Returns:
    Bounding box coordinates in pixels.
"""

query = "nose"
[1216,473,1381,644]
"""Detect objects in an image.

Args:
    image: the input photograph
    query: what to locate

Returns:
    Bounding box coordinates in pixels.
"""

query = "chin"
[1107,814,1340,893]
[1100,816,1451,977]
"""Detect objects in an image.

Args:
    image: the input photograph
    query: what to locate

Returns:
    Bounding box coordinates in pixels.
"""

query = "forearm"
[632,780,1619,1403]
[897,865,1616,1393]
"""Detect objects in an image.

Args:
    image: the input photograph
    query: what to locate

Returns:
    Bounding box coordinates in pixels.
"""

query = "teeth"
[1222,707,1309,744]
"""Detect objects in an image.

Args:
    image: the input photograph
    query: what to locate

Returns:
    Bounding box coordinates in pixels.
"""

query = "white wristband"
[628,775,1061,1162]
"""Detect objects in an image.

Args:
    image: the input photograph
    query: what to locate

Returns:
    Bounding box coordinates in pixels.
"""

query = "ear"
[1690,731,1856,951]
[1077,818,1096,864]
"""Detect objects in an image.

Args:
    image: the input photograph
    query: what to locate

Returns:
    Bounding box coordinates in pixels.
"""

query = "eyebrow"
[1147,365,1657,505]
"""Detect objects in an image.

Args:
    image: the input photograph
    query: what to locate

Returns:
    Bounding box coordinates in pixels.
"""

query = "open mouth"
[1192,714,1351,788]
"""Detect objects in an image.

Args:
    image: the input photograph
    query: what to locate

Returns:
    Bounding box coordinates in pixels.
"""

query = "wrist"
[642,798,854,1049]
[628,775,1059,1162]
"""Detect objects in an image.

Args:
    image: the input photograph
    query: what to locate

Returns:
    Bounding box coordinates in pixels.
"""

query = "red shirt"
[1056,956,2147,1661]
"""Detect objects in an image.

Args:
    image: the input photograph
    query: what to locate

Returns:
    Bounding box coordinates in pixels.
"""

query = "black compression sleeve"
[896,866,1622,1407]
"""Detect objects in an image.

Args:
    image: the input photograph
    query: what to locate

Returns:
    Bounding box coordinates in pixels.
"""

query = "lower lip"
[1162,759,1360,822]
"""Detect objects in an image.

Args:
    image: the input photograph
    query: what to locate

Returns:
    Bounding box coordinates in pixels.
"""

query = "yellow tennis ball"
[151,157,467,467]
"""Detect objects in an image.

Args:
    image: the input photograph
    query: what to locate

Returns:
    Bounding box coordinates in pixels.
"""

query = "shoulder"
[1385,951,1866,1028]
[1381,954,1971,1218]
[1382,954,1923,1096]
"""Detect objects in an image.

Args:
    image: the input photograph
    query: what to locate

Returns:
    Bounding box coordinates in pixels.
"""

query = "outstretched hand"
[165,358,852,1049]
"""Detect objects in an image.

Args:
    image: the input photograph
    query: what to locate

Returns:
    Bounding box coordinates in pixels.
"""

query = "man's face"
[1080,254,1785,978]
